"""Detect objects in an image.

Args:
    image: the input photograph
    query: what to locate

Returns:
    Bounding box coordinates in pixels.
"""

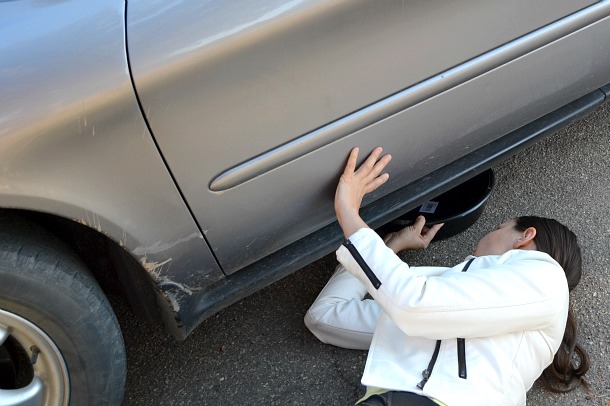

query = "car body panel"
[0,1,224,291]
[127,0,606,273]
[0,0,609,340]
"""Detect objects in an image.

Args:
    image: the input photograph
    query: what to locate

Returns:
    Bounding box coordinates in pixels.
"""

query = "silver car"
[1,0,609,404]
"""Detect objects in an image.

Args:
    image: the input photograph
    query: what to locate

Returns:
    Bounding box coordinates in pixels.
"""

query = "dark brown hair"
[514,216,589,393]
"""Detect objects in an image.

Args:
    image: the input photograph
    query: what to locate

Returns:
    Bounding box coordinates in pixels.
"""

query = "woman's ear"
[514,227,537,250]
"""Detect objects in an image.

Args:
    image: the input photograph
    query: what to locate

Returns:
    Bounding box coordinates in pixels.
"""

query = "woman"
[305,147,588,405]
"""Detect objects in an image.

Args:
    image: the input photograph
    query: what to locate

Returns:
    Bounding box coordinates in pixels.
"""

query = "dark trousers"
[357,391,438,406]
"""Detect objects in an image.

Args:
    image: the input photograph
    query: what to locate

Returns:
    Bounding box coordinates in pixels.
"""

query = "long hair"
[514,216,589,392]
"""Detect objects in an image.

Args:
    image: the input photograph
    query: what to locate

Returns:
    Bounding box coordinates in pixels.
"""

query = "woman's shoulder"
[482,249,561,267]
[478,250,567,289]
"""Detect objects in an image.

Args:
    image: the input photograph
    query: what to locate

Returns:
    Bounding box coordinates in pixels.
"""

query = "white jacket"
[305,228,569,406]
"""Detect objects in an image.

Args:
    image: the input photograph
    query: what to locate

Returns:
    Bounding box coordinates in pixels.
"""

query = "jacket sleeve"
[337,228,569,340]
[304,265,383,350]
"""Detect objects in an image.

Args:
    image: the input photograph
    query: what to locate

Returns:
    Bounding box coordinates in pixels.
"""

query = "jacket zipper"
[457,338,467,379]
[417,258,474,389]
[417,340,441,389]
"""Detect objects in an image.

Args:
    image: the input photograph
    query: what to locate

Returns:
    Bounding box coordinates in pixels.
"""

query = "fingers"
[363,171,390,194]
[362,146,383,168]
[343,147,359,177]
[356,147,392,192]
[344,146,390,175]
[422,222,444,244]
[342,146,391,191]
[360,147,391,180]
[408,216,444,248]
[413,215,426,232]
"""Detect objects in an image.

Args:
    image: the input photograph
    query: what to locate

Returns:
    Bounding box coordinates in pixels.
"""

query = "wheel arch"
[0,208,171,331]
[0,209,128,404]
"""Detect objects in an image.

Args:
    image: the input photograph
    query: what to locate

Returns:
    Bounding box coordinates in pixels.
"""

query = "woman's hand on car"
[335,147,392,238]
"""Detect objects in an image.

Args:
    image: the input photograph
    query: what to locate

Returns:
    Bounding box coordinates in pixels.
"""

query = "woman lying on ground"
[305,147,589,405]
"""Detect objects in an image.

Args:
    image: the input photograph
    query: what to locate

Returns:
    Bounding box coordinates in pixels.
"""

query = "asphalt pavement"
[118,101,610,405]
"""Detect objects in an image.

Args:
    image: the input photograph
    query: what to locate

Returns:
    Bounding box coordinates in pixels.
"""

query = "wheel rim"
[0,309,69,406]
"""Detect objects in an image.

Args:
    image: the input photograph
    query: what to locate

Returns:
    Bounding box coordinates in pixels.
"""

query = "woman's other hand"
[335,147,392,239]
[383,215,444,253]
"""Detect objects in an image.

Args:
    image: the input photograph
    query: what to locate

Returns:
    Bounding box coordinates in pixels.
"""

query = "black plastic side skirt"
[173,86,607,339]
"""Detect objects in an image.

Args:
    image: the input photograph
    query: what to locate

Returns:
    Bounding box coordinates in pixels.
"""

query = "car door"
[126,0,600,274]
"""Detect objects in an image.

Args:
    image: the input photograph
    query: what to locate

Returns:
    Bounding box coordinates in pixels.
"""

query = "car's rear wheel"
[0,214,126,405]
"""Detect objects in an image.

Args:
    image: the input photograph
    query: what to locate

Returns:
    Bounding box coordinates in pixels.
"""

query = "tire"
[0,214,126,405]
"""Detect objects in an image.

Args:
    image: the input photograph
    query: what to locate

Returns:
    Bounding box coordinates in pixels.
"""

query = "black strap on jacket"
[456,257,474,380]
[417,258,475,389]
[344,239,382,289]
